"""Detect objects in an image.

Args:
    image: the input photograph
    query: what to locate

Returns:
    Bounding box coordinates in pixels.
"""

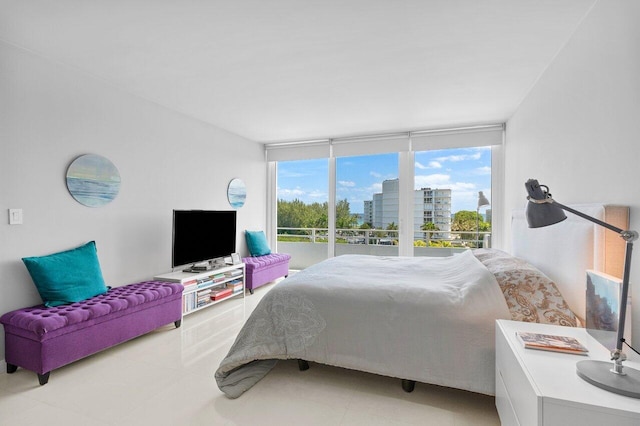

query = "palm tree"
[421,221,440,244]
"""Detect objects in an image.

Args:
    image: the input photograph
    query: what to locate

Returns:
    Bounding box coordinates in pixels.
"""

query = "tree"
[451,210,490,246]
[336,199,358,230]
[420,221,439,244]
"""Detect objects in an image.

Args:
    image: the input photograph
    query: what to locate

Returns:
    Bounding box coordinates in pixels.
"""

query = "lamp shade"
[477,191,490,209]
[524,179,567,228]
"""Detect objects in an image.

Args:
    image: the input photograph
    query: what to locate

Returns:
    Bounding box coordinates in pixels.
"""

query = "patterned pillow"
[473,249,578,327]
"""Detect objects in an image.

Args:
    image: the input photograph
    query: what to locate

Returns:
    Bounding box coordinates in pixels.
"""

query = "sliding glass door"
[267,124,503,268]
[335,153,399,256]
[413,146,492,256]
[276,158,329,267]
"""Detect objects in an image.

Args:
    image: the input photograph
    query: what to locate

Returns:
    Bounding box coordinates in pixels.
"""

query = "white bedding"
[216,250,511,398]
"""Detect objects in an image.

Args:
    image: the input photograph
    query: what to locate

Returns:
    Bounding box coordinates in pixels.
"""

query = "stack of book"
[212,273,226,284]
[182,279,198,292]
[225,269,242,278]
[196,277,213,289]
[211,287,232,301]
[196,288,212,307]
[226,279,243,294]
[516,331,589,355]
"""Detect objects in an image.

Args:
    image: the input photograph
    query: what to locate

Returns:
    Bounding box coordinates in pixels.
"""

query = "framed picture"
[585,269,631,351]
[231,253,241,264]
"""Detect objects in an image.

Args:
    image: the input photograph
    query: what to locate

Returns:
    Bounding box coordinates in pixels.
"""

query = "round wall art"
[227,178,246,209]
[66,154,121,207]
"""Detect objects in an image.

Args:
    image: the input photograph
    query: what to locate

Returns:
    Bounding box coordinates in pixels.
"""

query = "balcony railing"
[277,227,491,269]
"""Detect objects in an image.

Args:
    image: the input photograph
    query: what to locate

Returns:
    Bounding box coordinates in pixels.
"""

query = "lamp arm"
[553,201,625,235]
[542,198,639,355]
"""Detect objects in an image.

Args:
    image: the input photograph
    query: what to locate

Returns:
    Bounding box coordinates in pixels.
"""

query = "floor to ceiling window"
[266,125,503,269]
[413,146,492,257]
[335,153,399,256]
[276,158,329,267]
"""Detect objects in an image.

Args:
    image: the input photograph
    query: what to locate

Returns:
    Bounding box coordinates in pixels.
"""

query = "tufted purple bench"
[243,253,291,294]
[0,281,183,385]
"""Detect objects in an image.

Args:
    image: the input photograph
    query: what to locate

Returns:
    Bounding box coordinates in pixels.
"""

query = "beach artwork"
[227,178,246,209]
[585,269,623,351]
[66,154,121,207]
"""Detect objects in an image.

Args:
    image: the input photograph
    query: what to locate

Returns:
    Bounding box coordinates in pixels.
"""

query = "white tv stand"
[154,263,245,316]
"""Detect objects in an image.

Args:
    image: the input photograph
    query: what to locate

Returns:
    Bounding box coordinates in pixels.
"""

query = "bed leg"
[401,379,415,393]
[297,359,310,371]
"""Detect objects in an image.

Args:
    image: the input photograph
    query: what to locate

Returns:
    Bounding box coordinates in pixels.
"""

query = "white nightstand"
[495,320,640,426]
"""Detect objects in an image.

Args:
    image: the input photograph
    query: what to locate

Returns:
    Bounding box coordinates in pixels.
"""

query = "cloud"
[435,152,482,162]
[415,174,476,191]
[308,190,326,198]
[370,171,382,178]
[338,180,356,187]
[474,166,491,175]
[277,187,306,198]
[415,161,442,170]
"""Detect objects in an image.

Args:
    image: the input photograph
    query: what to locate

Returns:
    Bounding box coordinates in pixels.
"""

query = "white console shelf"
[154,263,245,316]
[495,319,640,426]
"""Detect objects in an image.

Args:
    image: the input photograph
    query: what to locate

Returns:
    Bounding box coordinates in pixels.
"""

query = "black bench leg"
[249,288,254,295]
[297,359,310,371]
[38,372,50,386]
[401,379,416,393]
[174,319,182,328]
[7,363,17,374]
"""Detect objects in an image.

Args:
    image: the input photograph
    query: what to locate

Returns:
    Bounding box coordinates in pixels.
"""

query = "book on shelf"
[516,331,589,355]
[183,282,197,292]
[225,269,242,277]
[211,287,233,300]
[212,273,226,283]
[226,281,243,290]
[196,280,213,289]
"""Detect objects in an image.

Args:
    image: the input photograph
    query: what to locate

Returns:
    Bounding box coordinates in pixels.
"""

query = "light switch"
[9,209,23,225]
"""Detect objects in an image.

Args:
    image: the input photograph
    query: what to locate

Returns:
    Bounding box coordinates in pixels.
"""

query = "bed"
[215,204,627,399]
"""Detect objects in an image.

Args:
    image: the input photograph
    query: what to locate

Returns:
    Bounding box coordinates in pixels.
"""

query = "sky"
[277,146,492,214]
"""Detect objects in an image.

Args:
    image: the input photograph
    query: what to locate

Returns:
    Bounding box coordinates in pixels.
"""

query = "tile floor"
[0,281,501,425]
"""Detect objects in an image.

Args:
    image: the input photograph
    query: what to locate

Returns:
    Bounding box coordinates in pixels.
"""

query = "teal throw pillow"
[22,241,109,307]
[245,230,271,257]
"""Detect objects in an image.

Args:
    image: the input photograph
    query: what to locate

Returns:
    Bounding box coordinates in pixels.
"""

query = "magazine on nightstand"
[516,331,589,355]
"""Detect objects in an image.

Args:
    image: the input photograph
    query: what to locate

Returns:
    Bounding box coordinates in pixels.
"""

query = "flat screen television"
[172,210,237,270]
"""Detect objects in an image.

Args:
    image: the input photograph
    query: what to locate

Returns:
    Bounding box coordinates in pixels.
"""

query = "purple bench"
[243,253,291,294]
[0,281,183,385]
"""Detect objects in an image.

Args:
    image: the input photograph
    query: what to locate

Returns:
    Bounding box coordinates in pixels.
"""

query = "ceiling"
[0,1,596,143]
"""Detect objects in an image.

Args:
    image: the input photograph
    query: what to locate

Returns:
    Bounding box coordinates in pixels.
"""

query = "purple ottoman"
[0,281,183,385]
[243,253,291,294]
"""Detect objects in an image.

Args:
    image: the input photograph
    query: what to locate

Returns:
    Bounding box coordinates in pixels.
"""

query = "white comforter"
[215,250,510,398]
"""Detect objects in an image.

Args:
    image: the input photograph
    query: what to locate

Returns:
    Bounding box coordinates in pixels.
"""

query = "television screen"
[172,210,237,269]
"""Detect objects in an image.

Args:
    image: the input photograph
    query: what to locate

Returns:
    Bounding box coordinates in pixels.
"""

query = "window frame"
[267,125,505,257]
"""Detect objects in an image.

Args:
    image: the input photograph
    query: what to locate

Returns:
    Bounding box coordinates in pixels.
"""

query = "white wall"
[504,0,640,350]
[0,42,266,359]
